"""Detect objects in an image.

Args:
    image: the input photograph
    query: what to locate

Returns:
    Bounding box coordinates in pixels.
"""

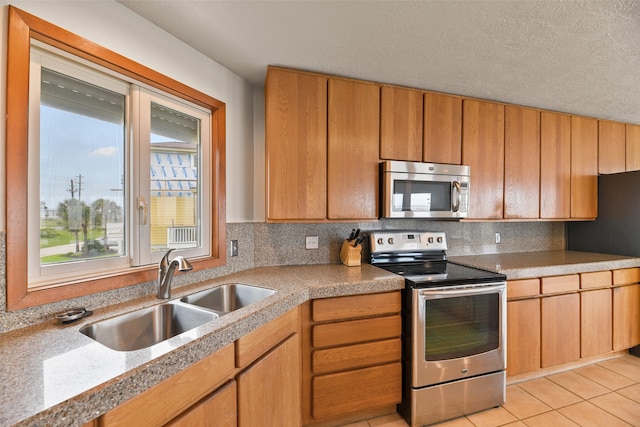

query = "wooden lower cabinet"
[613,284,640,350]
[167,381,237,427]
[100,344,235,426]
[581,289,613,358]
[302,292,402,426]
[507,298,540,376]
[238,334,301,427]
[98,308,301,427]
[541,293,580,368]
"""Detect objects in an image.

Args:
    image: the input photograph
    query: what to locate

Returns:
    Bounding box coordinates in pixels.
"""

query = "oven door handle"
[419,283,505,299]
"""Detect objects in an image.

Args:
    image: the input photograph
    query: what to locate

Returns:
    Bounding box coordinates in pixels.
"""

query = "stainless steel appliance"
[380,161,470,219]
[370,231,506,426]
[567,170,640,357]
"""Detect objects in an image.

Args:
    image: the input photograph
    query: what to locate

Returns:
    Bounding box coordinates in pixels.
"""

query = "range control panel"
[369,231,447,253]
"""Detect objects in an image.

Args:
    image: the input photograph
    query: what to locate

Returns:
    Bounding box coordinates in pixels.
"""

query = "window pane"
[39,68,126,266]
[150,102,201,253]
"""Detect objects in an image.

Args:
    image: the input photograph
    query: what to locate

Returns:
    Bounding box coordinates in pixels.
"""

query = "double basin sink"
[80,284,275,352]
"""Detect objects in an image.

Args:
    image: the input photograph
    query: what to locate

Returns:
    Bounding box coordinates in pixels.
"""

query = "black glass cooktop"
[378,261,506,287]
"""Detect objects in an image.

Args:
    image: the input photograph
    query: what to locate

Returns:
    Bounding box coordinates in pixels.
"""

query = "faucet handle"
[160,248,175,270]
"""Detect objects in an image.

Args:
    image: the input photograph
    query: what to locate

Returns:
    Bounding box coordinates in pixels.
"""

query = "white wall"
[0,0,262,229]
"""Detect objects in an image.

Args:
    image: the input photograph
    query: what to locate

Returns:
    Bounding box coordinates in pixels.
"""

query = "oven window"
[424,293,499,360]
[392,180,451,212]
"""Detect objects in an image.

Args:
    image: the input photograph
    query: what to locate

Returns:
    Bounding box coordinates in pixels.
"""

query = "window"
[6,7,226,310]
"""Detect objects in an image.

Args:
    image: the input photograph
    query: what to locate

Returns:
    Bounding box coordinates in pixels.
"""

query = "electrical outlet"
[495,232,501,244]
[305,235,319,250]
[229,240,239,257]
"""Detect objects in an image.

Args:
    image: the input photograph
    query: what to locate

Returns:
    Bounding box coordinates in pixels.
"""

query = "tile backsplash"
[0,220,564,332]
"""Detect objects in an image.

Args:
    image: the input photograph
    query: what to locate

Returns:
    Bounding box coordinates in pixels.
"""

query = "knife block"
[339,240,362,267]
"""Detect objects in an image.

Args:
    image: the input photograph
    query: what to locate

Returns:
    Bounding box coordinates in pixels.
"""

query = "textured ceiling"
[118,0,640,124]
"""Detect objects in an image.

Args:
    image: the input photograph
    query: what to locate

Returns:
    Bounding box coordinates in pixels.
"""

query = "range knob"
[377,238,384,245]
[428,237,434,243]
[387,237,394,244]
[437,237,443,243]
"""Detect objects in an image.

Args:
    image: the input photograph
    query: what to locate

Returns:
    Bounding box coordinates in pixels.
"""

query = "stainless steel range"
[369,231,507,427]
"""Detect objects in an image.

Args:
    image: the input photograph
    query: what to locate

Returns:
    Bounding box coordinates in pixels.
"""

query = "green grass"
[40,228,105,248]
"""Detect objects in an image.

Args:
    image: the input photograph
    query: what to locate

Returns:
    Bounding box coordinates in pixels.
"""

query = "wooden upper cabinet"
[424,92,462,164]
[462,99,505,219]
[540,111,571,219]
[380,86,423,161]
[504,106,540,219]
[327,78,380,220]
[571,116,598,219]
[598,120,626,174]
[265,68,327,220]
[627,124,640,172]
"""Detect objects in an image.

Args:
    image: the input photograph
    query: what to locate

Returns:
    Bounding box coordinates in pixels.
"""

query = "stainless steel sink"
[80,301,218,351]
[180,283,275,314]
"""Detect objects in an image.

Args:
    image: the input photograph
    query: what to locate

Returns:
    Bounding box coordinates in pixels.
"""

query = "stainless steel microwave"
[381,161,470,219]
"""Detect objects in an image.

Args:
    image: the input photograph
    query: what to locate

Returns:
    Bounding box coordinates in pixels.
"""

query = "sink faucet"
[157,249,193,299]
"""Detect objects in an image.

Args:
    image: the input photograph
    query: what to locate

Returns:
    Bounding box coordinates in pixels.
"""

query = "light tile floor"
[343,354,640,427]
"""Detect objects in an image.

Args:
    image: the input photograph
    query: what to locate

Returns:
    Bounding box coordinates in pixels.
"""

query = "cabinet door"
[507,299,541,376]
[571,116,598,219]
[581,289,613,358]
[613,284,640,350]
[237,334,301,427]
[265,68,327,220]
[327,79,380,219]
[380,86,423,161]
[627,124,640,172]
[598,120,626,174]
[167,381,237,427]
[424,92,462,164]
[462,99,505,219]
[541,293,580,367]
[540,111,571,219]
[504,106,540,218]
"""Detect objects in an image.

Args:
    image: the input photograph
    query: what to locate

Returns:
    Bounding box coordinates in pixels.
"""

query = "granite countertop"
[449,250,640,279]
[0,264,403,427]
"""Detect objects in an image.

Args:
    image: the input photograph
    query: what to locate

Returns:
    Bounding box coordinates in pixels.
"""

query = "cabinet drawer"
[580,271,612,289]
[312,315,401,348]
[312,292,401,322]
[541,274,579,294]
[236,306,299,368]
[613,268,640,286]
[507,279,540,299]
[101,343,235,426]
[312,338,401,375]
[312,363,401,419]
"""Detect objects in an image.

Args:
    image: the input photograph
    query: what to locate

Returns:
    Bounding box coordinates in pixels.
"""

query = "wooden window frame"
[5,6,226,311]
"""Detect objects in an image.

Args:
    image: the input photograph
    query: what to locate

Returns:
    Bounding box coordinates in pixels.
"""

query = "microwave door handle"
[452,181,461,212]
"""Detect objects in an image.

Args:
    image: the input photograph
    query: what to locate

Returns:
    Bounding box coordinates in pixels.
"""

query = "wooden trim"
[5,7,226,310]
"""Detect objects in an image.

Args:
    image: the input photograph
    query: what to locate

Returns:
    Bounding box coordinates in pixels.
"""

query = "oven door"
[411,283,506,388]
